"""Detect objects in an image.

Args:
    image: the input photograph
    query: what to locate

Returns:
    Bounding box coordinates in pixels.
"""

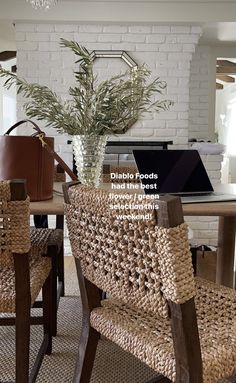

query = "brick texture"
[15,23,220,247]
[15,22,202,159]
[189,45,210,140]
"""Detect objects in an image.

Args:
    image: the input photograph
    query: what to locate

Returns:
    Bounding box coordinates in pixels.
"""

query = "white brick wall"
[15,22,220,249]
[15,22,202,164]
[189,45,220,243]
[189,45,211,140]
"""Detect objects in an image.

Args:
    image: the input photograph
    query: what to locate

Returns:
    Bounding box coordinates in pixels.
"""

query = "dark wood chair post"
[10,181,31,383]
[14,252,31,383]
[42,269,53,355]
[0,180,59,383]
[49,244,59,336]
[73,262,101,383]
[56,214,65,297]
[158,196,203,383]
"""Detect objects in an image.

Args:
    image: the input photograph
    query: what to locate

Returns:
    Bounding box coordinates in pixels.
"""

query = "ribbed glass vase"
[72,135,108,187]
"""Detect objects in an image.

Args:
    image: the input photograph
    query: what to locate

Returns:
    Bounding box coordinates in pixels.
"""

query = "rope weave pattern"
[0,181,31,268]
[195,277,236,383]
[0,180,59,313]
[0,227,63,313]
[0,255,51,313]
[66,186,236,382]
[155,224,195,304]
[0,180,11,200]
[103,166,140,184]
[65,186,195,318]
[0,181,11,268]
[91,278,236,383]
[30,228,63,258]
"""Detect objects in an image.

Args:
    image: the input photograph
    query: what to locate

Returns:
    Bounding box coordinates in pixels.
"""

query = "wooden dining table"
[30,183,236,288]
[183,185,236,288]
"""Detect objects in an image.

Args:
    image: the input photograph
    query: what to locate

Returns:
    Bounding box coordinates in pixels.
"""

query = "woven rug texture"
[0,258,157,383]
[0,257,234,383]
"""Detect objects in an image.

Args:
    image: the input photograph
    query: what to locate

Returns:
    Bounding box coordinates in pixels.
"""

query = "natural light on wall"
[226,99,236,156]
[0,60,16,134]
[2,94,16,131]
[26,0,58,10]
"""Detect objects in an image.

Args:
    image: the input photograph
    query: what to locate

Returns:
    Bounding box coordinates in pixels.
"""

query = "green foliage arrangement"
[0,39,173,136]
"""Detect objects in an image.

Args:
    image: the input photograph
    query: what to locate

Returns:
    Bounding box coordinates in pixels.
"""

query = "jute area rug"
[0,257,233,383]
[0,257,157,383]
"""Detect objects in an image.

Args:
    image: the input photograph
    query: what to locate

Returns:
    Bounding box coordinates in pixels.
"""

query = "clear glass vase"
[72,135,108,187]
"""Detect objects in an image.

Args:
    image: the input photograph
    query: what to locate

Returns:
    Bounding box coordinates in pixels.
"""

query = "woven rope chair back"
[0,180,30,269]
[103,165,140,184]
[65,185,195,318]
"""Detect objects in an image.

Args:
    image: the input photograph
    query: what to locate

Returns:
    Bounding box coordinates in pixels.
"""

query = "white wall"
[189,45,211,140]
[0,20,16,52]
[15,22,202,165]
[215,73,236,182]
[194,45,236,146]
[212,46,236,183]
[14,22,223,247]
[3,0,236,24]
[0,59,16,134]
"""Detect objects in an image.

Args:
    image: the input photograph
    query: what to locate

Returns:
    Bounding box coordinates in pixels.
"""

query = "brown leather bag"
[0,120,55,201]
[0,120,78,201]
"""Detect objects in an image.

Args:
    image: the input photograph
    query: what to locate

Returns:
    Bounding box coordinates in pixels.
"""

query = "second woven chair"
[64,184,236,383]
[0,179,61,383]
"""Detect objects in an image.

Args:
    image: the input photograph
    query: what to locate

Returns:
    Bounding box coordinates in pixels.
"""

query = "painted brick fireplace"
[15,22,220,247]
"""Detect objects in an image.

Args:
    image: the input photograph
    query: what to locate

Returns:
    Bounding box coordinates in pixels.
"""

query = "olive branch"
[0,38,173,135]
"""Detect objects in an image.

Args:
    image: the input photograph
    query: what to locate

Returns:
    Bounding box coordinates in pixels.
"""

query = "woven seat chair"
[0,179,60,383]
[34,163,65,297]
[30,225,63,336]
[64,183,236,383]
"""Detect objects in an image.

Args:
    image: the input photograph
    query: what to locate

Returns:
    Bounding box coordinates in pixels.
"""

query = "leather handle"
[5,119,78,181]
[42,141,78,181]
[4,119,43,136]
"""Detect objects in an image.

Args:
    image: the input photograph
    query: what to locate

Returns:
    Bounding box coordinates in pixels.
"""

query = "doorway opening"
[215,58,236,183]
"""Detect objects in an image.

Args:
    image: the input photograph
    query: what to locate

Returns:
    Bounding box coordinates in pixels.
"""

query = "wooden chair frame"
[63,182,203,383]
[0,180,57,383]
[33,163,65,304]
[54,163,65,298]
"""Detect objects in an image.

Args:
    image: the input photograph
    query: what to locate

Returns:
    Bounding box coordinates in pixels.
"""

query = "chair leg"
[56,214,65,297]
[15,311,31,383]
[49,245,58,337]
[58,243,65,297]
[73,318,100,383]
[42,269,53,355]
[14,254,31,383]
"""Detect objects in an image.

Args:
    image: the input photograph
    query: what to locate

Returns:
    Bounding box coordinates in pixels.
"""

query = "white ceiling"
[1,1,236,50]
